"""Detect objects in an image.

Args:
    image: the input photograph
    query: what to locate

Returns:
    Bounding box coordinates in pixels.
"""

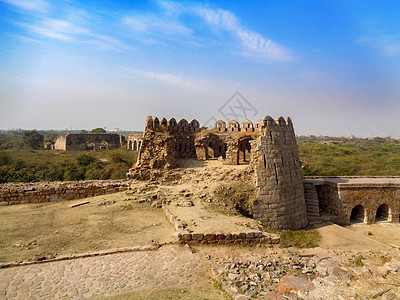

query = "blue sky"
[1,0,400,137]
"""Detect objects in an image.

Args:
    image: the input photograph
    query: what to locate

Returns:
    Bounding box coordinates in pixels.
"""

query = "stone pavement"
[0,245,208,299]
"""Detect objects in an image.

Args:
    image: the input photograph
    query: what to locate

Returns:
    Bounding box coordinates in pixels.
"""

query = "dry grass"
[0,192,176,263]
[102,286,228,300]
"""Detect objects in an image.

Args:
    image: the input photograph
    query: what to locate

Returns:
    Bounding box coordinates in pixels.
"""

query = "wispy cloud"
[357,35,400,56]
[123,14,192,36]
[1,0,50,13]
[136,70,199,89]
[123,1,293,61]
[191,6,292,61]
[21,17,133,52]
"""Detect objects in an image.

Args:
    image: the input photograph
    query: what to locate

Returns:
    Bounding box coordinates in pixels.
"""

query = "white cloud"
[357,35,400,56]
[1,0,50,13]
[191,6,292,61]
[136,70,199,89]
[123,1,293,61]
[123,14,192,36]
[21,17,132,52]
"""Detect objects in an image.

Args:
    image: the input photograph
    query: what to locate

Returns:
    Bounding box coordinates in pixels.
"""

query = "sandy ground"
[0,192,176,263]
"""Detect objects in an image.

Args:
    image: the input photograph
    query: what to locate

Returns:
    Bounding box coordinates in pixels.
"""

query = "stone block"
[278,275,314,295]
[204,233,216,241]
[192,233,204,241]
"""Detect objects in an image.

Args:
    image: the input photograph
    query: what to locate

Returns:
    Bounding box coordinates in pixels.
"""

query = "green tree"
[23,130,44,149]
[91,128,106,133]
[80,130,88,134]
[44,133,58,143]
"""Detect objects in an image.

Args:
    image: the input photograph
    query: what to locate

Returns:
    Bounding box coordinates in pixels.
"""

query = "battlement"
[145,115,293,135]
[145,116,200,133]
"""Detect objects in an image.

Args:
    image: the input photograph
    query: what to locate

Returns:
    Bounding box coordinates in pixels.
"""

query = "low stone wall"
[161,200,280,245]
[177,231,280,245]
[0,180,129,205]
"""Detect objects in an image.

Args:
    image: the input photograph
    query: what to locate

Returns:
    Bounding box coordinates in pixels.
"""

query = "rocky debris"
[278,274,314,295]
[99,200,115,205]
[151,200,162,208]
[175,200,194,207]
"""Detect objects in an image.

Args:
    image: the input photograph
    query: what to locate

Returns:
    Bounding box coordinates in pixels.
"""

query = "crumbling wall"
[0,180,129,205]
[127,133,143,151]
[54,136,66,150]
[135,131,176,169]
[250,116,308,230]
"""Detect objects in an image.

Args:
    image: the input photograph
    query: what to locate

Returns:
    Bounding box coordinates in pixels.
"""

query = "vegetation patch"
[276,228,321,248]
[211,181,256,217]
[298,136,400,176]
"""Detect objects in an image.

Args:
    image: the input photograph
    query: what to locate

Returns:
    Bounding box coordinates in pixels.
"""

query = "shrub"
[77,154,96,166]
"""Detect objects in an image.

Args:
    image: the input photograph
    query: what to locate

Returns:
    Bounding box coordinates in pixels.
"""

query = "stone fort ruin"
[128,115,400,230]
[130,115,308,230]
[53,133,125,151]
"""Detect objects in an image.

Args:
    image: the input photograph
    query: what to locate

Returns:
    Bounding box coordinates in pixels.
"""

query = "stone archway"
[350,205,365,223]
[376,203,390,221]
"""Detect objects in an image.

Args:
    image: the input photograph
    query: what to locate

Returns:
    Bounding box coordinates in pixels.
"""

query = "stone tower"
[250,115,308,229]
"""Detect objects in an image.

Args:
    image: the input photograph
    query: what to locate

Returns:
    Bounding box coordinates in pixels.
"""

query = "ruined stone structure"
[250,116,308,230]
[0,180,128,205]
[53,133,125,151]
[304,177,400,225]
[129,115,400,230]
[135,116,262,169]
[127,133,143,151]
[131,115,308,230]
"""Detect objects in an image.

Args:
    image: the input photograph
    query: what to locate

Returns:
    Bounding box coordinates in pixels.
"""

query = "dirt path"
[316,223,390,251]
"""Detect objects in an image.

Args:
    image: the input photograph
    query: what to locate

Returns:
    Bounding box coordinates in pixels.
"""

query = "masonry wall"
[0,180,129,205]
[336,184,400,224]
[54,133,125,151]
[54,136,66,150]
[305,177,400,225]
[251,116,308,230]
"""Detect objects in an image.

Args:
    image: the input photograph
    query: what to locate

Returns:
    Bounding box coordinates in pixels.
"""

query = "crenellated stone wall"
[250,116,308,230]
[129,114,309,229]
[0,180,129,205]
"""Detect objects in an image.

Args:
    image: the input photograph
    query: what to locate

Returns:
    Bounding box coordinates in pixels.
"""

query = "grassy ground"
[298,136,400,176]
[0,192,176,263]
[276,228,321,248]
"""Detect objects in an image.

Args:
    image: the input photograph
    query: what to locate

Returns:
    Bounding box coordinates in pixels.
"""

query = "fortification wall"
[305,177,400,225]
[250,116,308,230]
[54,136,66,150]
[0,180,129,205]
[54,133,125,151]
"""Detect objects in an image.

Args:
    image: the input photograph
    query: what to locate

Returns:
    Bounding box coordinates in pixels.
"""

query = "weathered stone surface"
[53,133,125,151]
[0,180,128,205]
[278,274,314,295]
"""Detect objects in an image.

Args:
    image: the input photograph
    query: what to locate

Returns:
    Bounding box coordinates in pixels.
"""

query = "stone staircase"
[303,181,322,224]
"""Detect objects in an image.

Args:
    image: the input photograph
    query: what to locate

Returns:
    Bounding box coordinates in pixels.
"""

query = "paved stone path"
[0,245,208,299]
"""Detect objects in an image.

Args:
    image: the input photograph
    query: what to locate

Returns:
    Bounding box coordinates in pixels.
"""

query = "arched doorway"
[207,142,215,159]
[376,203,390,221]
[350,205,365,223]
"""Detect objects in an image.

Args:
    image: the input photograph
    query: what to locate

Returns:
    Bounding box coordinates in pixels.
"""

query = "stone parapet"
[0,180,129,205]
